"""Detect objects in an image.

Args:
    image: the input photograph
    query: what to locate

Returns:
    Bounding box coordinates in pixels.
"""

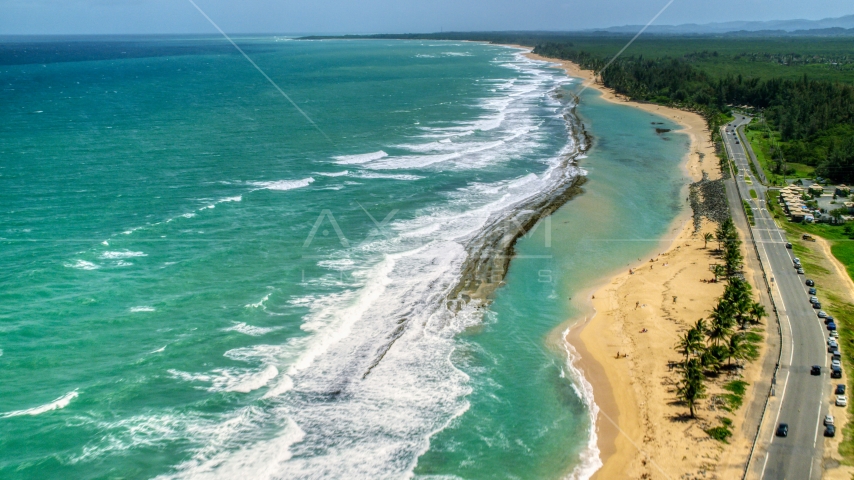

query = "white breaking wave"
[101,250,147,260]
[224,322,281,337]
[168,366,279,394]
[1,391,79,418]
[251,178,314,191]
[351,172,424,181]
[130,306,156,313]
[561,328,603,480]
[66,260,99,270]
[332,150,388,165]
[315,170,349,177]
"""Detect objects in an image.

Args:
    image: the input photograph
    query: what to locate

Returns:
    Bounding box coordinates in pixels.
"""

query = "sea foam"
[251,178,314,191]
[332,150,388,165]
[1,391,79,418]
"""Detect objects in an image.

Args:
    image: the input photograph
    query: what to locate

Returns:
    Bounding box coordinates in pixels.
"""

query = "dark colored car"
[806,279,815,286]
[826,425,836,437]
[837,384,847,395]
[828,322,837,331]
[812,365,822,375]
[832,365,843,378]
[814,302,822,309]
[809,287,817,295]
[776,423,789,437]
[786,242,793,249]
[825,317,834,325]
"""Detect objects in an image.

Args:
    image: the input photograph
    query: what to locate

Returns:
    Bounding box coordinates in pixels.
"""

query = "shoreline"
[506,45,721,478]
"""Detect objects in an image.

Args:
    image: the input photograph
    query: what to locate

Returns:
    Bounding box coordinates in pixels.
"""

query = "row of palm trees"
[675,217,765,417]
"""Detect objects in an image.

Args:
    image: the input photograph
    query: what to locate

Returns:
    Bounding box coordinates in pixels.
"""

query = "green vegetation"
[675,217,763,429]
[743,200,755,225]
[749,189,758,198]
[706,419,734,443]
[533,40,854,183]
[720,380,750,412]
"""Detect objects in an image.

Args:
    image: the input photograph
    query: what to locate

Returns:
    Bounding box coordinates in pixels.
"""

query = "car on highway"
[837,385,846,395]
[809,287,817,295]
[826,425,837,437]
[798,268,805,274]
[776,423,789,437]
[807,279,815,286]
[825,414,835,425]
[812,365,822,375]
[819,310,828,318]
[836,395,848,406]
[828,322,837,331]
[832,365,843,378]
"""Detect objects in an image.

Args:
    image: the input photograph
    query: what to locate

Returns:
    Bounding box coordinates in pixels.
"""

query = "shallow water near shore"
[0,37,688,479]
[414,86,690,478]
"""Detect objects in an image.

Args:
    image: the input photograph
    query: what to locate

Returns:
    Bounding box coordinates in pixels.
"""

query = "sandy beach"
[517,47,773,478]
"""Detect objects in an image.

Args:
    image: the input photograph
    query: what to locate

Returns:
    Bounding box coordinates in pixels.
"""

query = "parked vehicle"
[837,385,846,395]
[833,352,842,361]
[837,395,848,406]
[814,302,822,309]
[786,242,793,249]
[831,330,839,338]
[810,296,819,303]
[819,311,828,318]
[776,423,789,437]
[793,257,801,264]
[809,287,817,295]
[825,414,835,425]
[826,425,837,437]
[798,268,805,274]
[806,279,815,286]
[829,341,839,352]
[832,359,841,368]
[832,365,843,378]
[828,322,837,331]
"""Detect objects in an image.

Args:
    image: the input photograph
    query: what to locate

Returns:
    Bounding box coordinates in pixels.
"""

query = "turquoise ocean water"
[0,37,688,479]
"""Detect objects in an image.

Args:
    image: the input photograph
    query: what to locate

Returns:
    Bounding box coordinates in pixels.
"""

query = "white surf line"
[576,0,676,96]
[185,0,334,144]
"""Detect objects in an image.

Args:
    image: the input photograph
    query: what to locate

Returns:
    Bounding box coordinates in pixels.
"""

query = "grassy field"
[744,122,815,184]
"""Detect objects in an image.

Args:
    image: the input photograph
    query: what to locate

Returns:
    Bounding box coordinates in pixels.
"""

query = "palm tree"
[708,302,736,347]
[677,358,706,418]
[724,241,744,276]
[712,264,727,282]
[726,332,751,367]
[703,232,714,249]
[676,327,706,362]
[748,301,767,326]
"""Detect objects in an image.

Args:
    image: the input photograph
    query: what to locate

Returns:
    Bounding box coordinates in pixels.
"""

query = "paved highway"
[722,116,831,479]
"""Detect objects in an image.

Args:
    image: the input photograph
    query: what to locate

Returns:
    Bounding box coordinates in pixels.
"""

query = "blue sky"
[0,0,851,35]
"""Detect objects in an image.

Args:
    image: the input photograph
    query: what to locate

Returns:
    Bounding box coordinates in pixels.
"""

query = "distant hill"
[595,14,854,35]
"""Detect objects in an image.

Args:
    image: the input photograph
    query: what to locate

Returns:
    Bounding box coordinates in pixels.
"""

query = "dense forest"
[534,42,854,182]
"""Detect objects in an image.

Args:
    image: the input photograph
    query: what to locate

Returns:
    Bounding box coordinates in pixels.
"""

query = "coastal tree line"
[674,217,765,419]
[533,42,854,183]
